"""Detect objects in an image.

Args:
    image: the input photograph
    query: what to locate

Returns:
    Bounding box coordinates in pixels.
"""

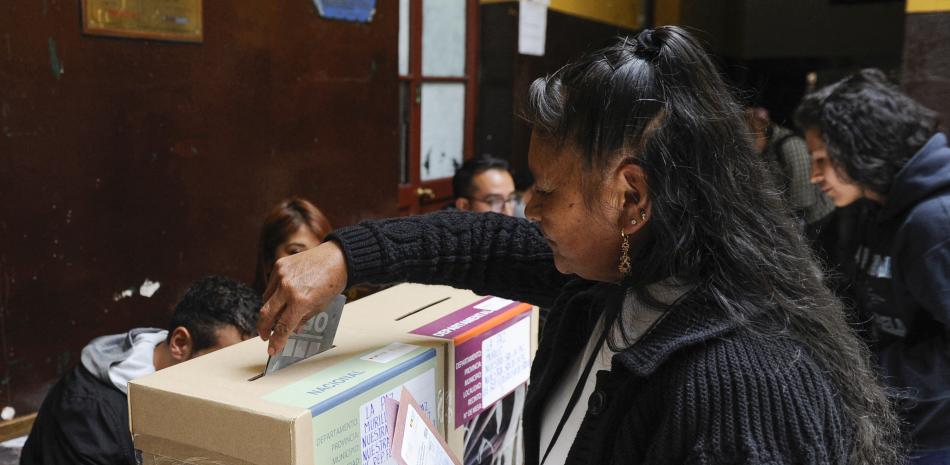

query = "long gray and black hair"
[524,26,900,465]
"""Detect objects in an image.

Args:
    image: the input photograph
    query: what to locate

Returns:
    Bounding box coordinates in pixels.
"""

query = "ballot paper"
[390,388,461,465]
[265,295,346,374]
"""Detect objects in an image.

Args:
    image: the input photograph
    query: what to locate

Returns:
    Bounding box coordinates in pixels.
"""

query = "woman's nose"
[524,191,540,222]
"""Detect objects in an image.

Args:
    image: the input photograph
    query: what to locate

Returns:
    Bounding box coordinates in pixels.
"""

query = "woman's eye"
[534,186,553,197]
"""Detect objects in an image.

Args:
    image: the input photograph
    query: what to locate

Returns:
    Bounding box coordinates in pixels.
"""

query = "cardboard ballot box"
[336,284,538,464]
[129,284,536,465]
[130,336,445,465]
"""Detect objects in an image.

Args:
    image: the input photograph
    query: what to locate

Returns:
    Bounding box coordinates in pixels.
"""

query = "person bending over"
[21,276,260,465]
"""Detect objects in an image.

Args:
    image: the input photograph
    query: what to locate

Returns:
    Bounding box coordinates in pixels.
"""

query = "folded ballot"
[265,295,345,375]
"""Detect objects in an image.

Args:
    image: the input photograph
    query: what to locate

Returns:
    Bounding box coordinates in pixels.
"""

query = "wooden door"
[397,0,479,215]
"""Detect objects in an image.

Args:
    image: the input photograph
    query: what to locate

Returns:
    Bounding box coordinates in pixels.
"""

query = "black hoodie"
[852,132,950,451]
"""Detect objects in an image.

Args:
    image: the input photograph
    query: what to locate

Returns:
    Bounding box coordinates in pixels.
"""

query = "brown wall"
[903,12,950,126]
[0,2,400,412]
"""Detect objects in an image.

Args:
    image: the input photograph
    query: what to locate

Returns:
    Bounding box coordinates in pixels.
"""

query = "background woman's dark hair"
[524,26,900,464]
[253,197,332,293]
[794,68,940,196]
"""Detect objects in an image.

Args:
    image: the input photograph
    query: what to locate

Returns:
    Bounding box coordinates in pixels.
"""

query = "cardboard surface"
[130,283,536,465]
[130,323,447,464]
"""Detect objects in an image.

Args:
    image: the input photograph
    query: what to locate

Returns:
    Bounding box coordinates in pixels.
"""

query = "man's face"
[191,325,250,358]
[461,168,516,215]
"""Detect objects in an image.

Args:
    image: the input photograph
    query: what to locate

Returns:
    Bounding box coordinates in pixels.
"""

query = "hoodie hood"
[882,133,950,220]
[80,327,166,385]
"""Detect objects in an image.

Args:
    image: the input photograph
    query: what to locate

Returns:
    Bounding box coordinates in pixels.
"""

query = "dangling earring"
[640,209,647,222]
[618,231,631,275]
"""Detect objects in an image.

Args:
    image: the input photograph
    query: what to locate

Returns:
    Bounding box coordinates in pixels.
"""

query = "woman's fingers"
[257,287,287,342]
[256,241,350,356]
[262,265,280,302]
[267,312,299,356]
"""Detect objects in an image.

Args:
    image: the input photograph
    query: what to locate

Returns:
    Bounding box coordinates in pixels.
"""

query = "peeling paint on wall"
[113,288,135,301]
[139,279,160,298]
[113,278,161,301]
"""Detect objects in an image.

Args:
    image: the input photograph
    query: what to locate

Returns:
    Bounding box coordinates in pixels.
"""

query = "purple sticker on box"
[411,296,533,427]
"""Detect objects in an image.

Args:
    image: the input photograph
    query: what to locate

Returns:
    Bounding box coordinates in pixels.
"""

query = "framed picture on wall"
[81,0,203,43]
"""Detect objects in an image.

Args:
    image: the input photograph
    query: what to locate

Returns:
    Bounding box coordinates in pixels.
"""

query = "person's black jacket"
[20,364,135,465]
[850,132,950,451]
[329,211,854,464]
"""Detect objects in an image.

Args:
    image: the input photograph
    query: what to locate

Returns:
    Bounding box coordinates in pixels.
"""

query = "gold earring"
[618,231,631,275]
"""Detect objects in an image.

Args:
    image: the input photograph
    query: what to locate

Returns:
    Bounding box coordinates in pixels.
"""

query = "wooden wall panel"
[0,1,399,412]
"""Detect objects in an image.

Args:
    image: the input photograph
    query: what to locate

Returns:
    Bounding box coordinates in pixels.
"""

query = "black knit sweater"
[330,211,853,465]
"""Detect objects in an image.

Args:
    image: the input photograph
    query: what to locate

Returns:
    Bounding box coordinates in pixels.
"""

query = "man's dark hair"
[168,276,260,352]
[794,68,940,196]
[451,156,511,199]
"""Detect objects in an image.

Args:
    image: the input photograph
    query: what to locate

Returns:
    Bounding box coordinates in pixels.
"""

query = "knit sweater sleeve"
[327,210,568,307]
[620,334,851,465]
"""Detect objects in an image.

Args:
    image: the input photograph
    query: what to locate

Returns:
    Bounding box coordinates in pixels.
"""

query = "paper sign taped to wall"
[265,295,346,374]
[518,0,548,56]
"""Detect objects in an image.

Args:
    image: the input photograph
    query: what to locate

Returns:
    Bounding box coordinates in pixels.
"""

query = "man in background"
[452,156,517,216]
[21,276,260,465]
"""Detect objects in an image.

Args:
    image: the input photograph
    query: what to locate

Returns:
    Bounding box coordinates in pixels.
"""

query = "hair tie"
[633,29,661,60]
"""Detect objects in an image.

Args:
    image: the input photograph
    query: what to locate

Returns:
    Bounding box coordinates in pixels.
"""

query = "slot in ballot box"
[129,284,537,465]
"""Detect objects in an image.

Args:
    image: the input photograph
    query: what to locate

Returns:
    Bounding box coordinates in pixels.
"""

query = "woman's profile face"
[525,133,625,283]
[275,225,321,261]
[805,128,866,207]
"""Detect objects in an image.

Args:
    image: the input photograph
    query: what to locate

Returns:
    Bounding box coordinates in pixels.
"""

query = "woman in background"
[253,197,332,294]
[797,69,950,464]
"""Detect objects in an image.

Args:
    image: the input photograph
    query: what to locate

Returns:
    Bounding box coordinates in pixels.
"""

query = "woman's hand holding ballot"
[257,241,348,356]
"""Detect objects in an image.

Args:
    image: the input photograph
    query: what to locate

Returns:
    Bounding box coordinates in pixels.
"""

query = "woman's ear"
[618,163,650,235]
[168,326,194,362]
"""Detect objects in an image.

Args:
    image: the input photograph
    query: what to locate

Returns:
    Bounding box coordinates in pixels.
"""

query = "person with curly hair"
[797,69,949,464]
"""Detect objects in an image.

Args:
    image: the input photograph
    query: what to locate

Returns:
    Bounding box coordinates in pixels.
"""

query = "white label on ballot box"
[474,296,514,311]
[359,368,436,465]
[361,342,420,364]
[480,316,532,408]
[399,407,456,465]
